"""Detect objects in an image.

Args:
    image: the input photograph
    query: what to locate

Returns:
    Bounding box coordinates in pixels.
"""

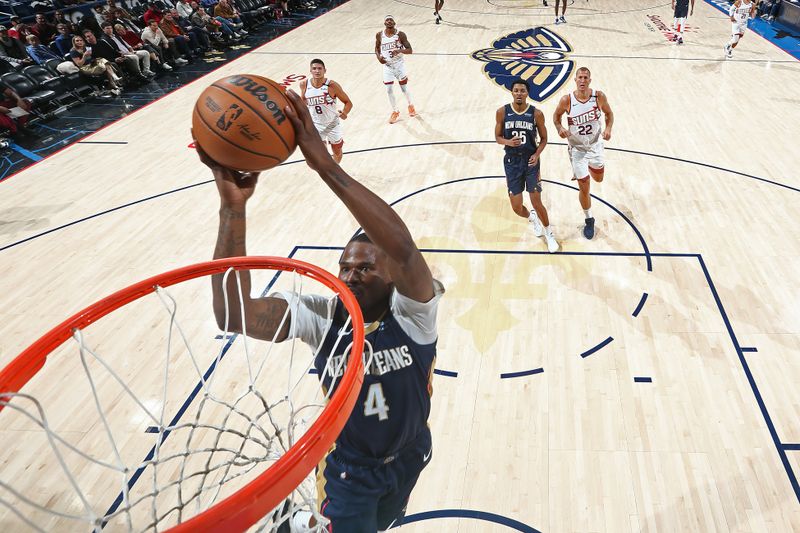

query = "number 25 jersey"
[567,90,603,151]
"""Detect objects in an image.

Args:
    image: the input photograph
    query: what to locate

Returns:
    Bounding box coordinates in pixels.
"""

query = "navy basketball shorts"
[504,154,542,195]
[674,3,689,18]
[318,428,433,532]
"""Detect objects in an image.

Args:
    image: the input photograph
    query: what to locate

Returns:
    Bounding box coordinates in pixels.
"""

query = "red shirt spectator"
[143,3,164,24]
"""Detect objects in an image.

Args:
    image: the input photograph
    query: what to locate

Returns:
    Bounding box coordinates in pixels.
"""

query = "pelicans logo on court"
[471,27,573,102]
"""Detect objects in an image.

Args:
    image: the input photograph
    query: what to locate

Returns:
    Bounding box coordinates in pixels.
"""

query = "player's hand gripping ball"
[192,75,297,172]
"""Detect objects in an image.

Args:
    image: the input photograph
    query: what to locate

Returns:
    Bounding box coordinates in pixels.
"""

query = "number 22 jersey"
[567,90,603,151]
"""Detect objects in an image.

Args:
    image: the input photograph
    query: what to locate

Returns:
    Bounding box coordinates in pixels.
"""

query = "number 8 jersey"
[303,78,339,127]
[567,90,603,151]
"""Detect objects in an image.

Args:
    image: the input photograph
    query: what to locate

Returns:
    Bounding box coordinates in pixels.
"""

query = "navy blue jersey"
[278,281,444,458]
[502,103,538,156]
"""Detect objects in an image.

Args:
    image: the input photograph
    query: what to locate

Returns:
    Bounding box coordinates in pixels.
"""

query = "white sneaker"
[528,211,544,237]
[175,58,189,65]
[161,62,173,71]
[545,231,559,253]
[724,45,732,58]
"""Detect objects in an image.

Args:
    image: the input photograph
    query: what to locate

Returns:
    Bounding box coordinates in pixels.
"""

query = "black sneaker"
[583,217,595,240]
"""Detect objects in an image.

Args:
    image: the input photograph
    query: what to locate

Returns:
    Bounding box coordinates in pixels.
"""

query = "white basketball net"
[0,265,367,532]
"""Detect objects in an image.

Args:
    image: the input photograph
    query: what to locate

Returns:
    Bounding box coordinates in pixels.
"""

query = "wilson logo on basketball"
[227,75,287,125]
[471,27,574,102]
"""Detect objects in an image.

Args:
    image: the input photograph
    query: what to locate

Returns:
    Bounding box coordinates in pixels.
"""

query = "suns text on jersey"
[568,109,601,126]
[305,94,333,106]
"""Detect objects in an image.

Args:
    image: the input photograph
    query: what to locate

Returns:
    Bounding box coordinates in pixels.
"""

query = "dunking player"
[672,0,694,44]
[300,58,353,164]
[197,88,443,532]
[495,78,559,253]
[554,0,567,24]
[434,0,443,24]
[553,67,614,240]
[725,0,756,58]
[375,15,416,124]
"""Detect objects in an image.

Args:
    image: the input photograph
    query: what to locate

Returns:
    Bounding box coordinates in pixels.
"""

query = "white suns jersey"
[567,90,603,150]
[303,79,338,125]
[380,30,403,66]
[732,1,753,23]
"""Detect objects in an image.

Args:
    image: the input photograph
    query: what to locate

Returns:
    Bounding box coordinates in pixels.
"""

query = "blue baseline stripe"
[634,377,653,383]
[299,246,699,259]
[697,254,800,503]
[433,369,458,378]
[580,336,614,358]
[784,444,800,451]
[500,368,544,379]
[632,292,649,317]
[741,347,758,353]
[398,508,541,532]
[10,143,43,161]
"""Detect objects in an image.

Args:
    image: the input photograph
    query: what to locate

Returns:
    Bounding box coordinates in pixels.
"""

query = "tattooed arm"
[196,140,291,341]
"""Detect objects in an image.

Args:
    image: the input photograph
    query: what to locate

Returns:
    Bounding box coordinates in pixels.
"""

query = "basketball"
[192,74,297,172]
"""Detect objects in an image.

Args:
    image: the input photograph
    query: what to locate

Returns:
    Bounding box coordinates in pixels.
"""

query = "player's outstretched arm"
[331,81,353,119]
[283,89,434,303]
[553,95,570,138]
[194,137,291,342]
[598,91,614,141]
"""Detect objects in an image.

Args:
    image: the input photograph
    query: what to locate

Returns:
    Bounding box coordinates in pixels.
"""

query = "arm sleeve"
[270,292,334,350]
[390,279,445,346]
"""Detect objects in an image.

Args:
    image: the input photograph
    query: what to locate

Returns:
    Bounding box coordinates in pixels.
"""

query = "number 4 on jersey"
[364,383,389,421]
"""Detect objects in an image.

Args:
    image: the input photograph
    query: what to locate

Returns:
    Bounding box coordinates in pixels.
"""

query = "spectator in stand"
[201,0,219,10]
[171,8,211,53]
[176,0,194,19]
[141,19,188,67]
[159,11,194,58]
[99,22,155,77]
[79,12,103,37]
[84,28,148,83]
[0,26,34,68]
[69,34,123,95]
[758,0,782,21]
[105,0,133,20]
[14,24,35,44]
[0,85,35,139]
[113,23,172,71]
[144,2,165,24]
[53,24,75,56]
[25,34,78,73]
[7,17,21,39]
[53,11,79,35]
[214,0,247,34]
[191,1,240,40]
[32,13,58,44]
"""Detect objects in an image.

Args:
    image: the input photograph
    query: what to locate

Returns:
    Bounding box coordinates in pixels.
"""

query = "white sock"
[544,225,553,236]
[386,84,398,111]
[584,209,592,218]
[290,510,314,532]
[400,83,413,105]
